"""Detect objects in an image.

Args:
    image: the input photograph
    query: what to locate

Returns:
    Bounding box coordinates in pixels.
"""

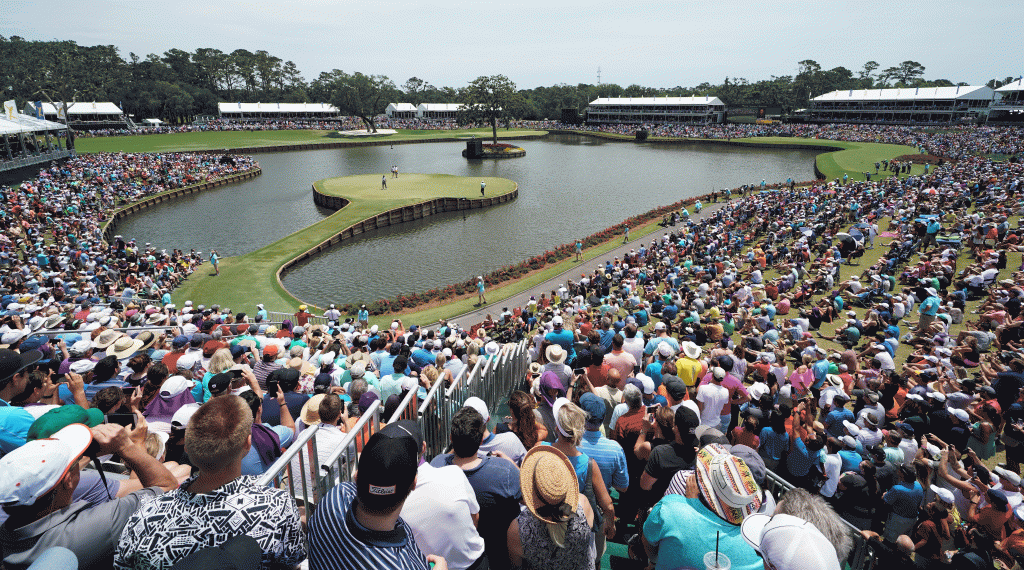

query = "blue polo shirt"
[884,480,924,518]
[0,405,35,455]
[919,295,940,316]
[811,358,830,389]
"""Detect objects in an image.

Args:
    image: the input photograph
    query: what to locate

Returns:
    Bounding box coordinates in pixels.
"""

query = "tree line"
[1,36,1018,124]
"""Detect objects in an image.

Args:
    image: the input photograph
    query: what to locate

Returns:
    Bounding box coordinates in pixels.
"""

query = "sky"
[3,0,1019,91]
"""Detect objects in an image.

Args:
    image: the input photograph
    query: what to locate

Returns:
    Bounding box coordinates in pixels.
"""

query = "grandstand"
[38,101,127,130]
[1,106,74,173]
[807,86,995,125]
[988,77,1024,125]
[217,102,339,120]
[385,102,417,119]
[585,96,727,125]
[417,103,463,120]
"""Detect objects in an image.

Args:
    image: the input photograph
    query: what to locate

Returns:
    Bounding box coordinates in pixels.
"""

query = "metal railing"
[321,399,381,496]
[265,310,330,327]
[762,469,875,570]
[257,424,322,506]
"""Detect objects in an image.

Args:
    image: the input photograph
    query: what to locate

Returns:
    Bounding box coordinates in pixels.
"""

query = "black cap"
[0,349,42,386]
[663,377,687,401]
[674,406,700,445]
[357,426,419,511]
[208,373,233,395]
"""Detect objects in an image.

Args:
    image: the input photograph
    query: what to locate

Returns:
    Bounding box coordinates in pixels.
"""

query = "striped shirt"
[578,430,629,491]
[309,482,429,570]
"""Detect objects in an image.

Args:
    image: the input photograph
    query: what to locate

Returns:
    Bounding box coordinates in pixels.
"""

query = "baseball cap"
[579,393,606,427]
[356,426,419,511]
[0,424,93,506]
[995,467,1022,487]
[663,377,687,401]
[0,348,43,385]
[171,335,189,348]
[27,405,103,441]
[463,397,490,423]
[171,403,201,429]
[208,373,233,395]
[741,513,841,570]
[263,344,279,358]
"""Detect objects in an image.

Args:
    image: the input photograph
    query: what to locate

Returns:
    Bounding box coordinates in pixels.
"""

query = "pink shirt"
[698,372,749,415]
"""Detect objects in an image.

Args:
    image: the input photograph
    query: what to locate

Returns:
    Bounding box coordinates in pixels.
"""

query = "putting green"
[74,128,547,154]
[170,174,516,312]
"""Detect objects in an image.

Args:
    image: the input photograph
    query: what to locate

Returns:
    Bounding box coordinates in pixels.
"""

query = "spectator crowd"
[0,123,1022,570]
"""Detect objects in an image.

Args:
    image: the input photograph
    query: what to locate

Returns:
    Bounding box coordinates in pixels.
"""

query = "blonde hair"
[422,365,439,387]
[207,348,234,374]
[555,401,586,446]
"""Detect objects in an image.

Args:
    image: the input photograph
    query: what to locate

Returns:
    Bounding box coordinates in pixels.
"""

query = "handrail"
[387,385,419,424]
[257,423,320,488]
[321,399,381,488]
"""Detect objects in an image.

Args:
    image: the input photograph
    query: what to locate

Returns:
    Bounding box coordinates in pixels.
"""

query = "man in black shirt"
[639,406,699,501]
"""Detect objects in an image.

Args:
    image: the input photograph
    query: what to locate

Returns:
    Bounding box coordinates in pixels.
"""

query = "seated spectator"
[740,512,841,570]
[463,396,527,464]
[506,446,595,570]
[309,420,447,570]
[114,395,305,569]
[238,387,294,475]
[430,407,521,570]
[1,422,177,569]
[401,420,486,570]
[641,444,767,570]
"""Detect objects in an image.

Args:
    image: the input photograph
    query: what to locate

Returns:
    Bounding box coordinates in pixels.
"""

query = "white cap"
[463,396,490,423]
[933,487,955,505]
[637,374,655,395]
[552,316,564,326]
[741,513,841,570]
[657,342,674,357]
[654,322,666,331]
[0,424,93,506]
[171,403,201,429]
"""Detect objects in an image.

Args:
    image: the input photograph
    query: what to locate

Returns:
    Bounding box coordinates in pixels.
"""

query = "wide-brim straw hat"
[520,446,579,525]
[546,344,567,365]
[301,394,327,425]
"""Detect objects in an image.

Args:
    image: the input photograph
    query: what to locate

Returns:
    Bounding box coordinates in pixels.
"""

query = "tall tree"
[458,75,526,144]
[328,71,395,132]
[883,61,926,86]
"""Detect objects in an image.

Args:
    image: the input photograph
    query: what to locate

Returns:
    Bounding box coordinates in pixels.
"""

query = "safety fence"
[256,339,531,515]
[265,310,331,327]
[762,469,877,570]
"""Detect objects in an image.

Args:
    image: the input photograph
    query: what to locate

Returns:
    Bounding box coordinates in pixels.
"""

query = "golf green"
[170,174,517,312]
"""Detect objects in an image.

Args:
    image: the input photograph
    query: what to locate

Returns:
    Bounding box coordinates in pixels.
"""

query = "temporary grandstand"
[385,102,417,119]
[38,101,127,130]
[585,96,727,125]
[217,102,339,120]
[1,103,74,172]
[807,86,995,125]
[416,103,463,120]
[988,77,1024,125]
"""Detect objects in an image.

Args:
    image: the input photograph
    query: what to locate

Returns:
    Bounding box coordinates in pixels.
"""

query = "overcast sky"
[4,0,1019,91]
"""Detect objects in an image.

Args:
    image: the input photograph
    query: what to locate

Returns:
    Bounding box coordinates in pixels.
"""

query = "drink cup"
[703,551,730,570]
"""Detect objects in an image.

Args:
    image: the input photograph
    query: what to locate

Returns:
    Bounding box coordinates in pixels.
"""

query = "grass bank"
[74,128,547,154]
[170,174,516,312]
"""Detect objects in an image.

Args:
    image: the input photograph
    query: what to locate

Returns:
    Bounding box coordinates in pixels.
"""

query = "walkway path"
[443,196,738,329]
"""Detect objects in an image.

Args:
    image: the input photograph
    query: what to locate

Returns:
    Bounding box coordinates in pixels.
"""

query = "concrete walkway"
[443,196,739,329]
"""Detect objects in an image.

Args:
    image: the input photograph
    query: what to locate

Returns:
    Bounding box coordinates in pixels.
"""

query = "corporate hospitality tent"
[585,96,727,124]
[386,103,417,118]
[1,103,73,169]
[808,86,995,125]
[989,78,1024,124]
[217,102,339,120]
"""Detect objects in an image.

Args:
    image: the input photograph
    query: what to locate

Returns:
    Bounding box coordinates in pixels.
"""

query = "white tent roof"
[217,102,338,113]
[0,113,68,135]
[588,96,725,106]
[812,86,994,102]
[39,102,123,115]
[387,103,417,112]
[418,103,463,112]
[997,78,1024,93]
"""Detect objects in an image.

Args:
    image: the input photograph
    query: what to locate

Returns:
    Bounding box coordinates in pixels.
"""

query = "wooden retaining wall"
[101,168,262,243]
[278,185,519,282]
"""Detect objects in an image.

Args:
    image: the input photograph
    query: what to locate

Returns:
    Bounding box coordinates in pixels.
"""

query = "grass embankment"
[170,174,516,313]
[74,128,547,154]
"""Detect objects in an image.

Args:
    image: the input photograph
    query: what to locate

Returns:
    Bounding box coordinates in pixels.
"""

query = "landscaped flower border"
[342,180,817,316]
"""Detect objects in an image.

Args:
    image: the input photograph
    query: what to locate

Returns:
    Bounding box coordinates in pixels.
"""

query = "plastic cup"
[703,551,731,570]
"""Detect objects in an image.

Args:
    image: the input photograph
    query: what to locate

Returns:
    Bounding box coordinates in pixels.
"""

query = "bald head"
[607,368,623,389]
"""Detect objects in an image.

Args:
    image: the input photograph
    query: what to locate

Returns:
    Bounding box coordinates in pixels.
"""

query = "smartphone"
[121,386,137,398]
[267,378,279,397]
[106,413,137,429]
[647,405,660,413]
[231,369,244,378]
[573,368,585,375]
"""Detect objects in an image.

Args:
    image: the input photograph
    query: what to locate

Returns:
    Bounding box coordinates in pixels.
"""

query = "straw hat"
[107,335,144,360]
[545,345,567,365]
[520,446,579,525]
[301,394,327,425]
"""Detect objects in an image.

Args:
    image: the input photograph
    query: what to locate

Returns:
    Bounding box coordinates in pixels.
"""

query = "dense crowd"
[1,124,1024,569]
